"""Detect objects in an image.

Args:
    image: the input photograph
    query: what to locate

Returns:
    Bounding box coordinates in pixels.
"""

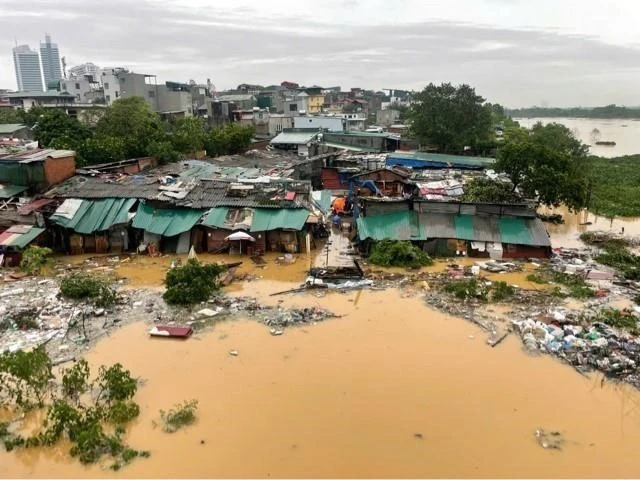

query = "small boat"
[595,141,616,146]
[149,325,193,338]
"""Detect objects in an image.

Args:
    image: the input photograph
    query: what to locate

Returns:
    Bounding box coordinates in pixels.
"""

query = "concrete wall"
[59,78,93,103]
[101,69,121,105]
[376,109,400,126]
[294,116,344,132]
[268,115,293,136]
[157,87,192,116]
[118,72,159,110]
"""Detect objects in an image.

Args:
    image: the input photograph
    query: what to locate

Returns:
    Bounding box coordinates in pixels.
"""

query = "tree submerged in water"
[0,350,150,470]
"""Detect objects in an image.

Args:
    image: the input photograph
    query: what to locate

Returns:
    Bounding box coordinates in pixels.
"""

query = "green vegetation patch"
[163,259,225,305]
[60,273,117,308]
[368,240,433,269]
[587,156,640,217]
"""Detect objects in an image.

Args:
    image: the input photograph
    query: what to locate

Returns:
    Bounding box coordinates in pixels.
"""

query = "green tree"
[77,136,126,166]
[203,124,254,157]
[95,97,164,158]
[163,259,224,305]
[170,117,205,154]
[0,109,24,124]
[494,122,589,210]
[147,140,181,164]
[460,178,521,203]
[29,109,90,149]
[407,83,493,154]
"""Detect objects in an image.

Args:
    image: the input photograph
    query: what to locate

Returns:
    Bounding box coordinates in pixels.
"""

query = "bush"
[549,271,596,299]
[368,240,433,268]
[19,246,53,275]
[160,400,198,433]
[163,259,224,305]
[59,273,117,307]
[491,281,515,301]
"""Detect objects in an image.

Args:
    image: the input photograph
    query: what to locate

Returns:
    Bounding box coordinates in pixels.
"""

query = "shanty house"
[356,200,551,259]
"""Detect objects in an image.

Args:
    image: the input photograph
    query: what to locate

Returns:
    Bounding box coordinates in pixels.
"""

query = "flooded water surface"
[4,287,640,478]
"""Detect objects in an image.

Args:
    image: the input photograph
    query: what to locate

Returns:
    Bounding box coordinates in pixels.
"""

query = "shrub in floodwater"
[163,259,224,305]
[159,399,199,433]
[19,246,53,275]
[596,308,639,334]
[59,273,117,308]
[595,245,640,280]
[491,281,515,302]
[525,273,547,284]
[444,278,488,301]
[368,240,433,268]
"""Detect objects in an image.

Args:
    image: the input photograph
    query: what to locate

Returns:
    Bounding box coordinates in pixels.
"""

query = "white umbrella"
[225,231,256,241]
[225,231,255,255]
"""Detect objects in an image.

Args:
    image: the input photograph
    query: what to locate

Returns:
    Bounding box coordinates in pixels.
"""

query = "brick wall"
[44,155,76,186]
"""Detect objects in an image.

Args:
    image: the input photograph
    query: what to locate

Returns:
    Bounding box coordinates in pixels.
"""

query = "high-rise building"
[40,34,62,89]
[12,44,44,92]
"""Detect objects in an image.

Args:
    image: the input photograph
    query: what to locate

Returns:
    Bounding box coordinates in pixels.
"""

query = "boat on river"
[595,140,616,146]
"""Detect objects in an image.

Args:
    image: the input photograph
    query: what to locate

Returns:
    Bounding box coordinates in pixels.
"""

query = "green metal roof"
[357,211,551,247]
[51,198,137,234]
[250,208,309,232]
[0,225,45,249]
[201,207,230,228]
[132,202,204,237]
[0,184,27,199]
[0,124,26,134]
[356,211,418,241]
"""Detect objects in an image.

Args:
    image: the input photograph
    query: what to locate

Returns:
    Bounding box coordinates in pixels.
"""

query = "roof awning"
[50,198,137,234]
[132,202,204,237]
[250,208,309,232]
[0,225,45,249]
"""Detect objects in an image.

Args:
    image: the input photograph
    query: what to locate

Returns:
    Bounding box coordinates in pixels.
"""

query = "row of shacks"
[321,151,553,260]
[0,153,326,264]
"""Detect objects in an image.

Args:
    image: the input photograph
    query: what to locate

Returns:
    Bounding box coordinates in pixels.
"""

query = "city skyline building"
[40,34,62,89]
[12,44,44,92]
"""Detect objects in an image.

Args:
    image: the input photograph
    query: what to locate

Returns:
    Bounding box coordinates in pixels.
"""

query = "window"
[115,91,119,98]
[105,95,111,103]
[61,83,67,90]
[104,82,109,90]
[148,90,155,98]
[289,103,297,112]
[75,83,80,90]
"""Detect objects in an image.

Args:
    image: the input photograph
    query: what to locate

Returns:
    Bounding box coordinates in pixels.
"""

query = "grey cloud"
[1,0,639,106]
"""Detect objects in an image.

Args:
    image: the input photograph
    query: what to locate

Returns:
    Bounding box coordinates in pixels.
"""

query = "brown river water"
[4,275,640,477]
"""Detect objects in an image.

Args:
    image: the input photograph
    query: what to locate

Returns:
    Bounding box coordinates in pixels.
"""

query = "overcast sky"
[2,0,640,107]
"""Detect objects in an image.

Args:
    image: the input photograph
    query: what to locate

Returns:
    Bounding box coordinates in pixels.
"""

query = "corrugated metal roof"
[0,184,27,199]
[201,207,230,228]
[356,211,417,241]
[358,212,550,247]
[250,208,309,232]
[132,202,204,236]
[51,198,137,234]
[0,225,45,248]
[271,131,318,145]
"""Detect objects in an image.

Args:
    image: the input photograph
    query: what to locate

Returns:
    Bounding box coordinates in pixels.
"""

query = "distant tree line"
[505,104,640,119]
[0,98,255,167]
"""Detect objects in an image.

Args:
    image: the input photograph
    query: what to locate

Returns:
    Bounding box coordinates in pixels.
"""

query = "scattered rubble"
[535,429,565,450]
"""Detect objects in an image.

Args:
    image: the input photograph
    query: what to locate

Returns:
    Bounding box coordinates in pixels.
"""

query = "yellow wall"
[307,94,324,113]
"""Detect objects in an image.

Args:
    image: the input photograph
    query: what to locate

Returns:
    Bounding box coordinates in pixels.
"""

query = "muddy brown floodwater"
[4,284,640,478]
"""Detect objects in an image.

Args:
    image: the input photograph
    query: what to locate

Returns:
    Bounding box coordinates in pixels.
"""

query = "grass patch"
[20,246,53,275]
[368,240,433,269]
[587,155,640,217]
[159,400,198,433]
[579,231,629,248]
[443,278,515,302]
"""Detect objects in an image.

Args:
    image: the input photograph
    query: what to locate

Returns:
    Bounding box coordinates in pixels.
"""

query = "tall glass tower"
[12,44,44,92]
[40,34,62,89]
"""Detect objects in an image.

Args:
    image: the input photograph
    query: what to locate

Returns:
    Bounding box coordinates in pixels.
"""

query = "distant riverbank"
[507,106,640,119]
